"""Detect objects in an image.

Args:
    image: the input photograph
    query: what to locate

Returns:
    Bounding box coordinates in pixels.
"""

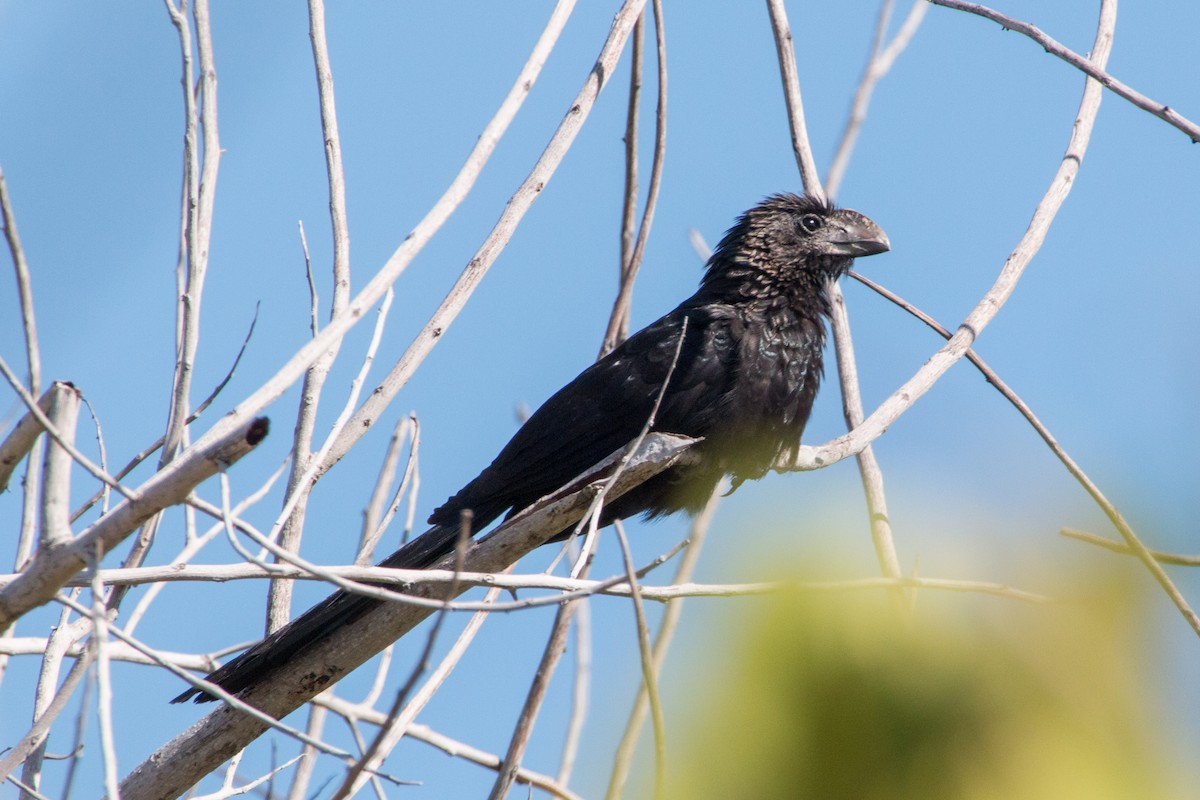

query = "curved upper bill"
[828,213,890,258]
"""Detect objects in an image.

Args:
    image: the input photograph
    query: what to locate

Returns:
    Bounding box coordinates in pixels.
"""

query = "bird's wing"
[428,303,740,527]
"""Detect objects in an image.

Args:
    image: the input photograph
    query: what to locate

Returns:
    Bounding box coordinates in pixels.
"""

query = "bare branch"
[117,431,693,799]
[358,416,415,564]
[67,307,261,525]
[340,583,506,797]
[192,755,303,800]
[764,1,904,596]
[0,165,40,395]
[38,383,81,549]
[929,0,1200,142]
[779,0,1117,474]
[599,0,668,356]
[1060,528,1200,567]
[331,518,470,799]
[849,269,1199,616]
[46,593,364,770]
[0,638,214,670]
[315,695,585,800]
[605,487,719,799]
[285,704,328,800]
[492,312,686,799]
[0,641,92,786]
[0,417,269,629]
[489,591,579,800]
[1,152,46,587]
[162,0,221,465]
[827,284,905,589]
[0,365,128,498]
[612,520,666,800]
[557,585,591,786]
[17,606,89,793]
[616,12,643,313]
[160,0,581,495]
[0,386,57,494]
[317,0,639,474]
[826,0,927,198]
[845,4,1200,637]
[89,555,120,798]
[270,0,358,634]
[0,562,1045,604]
[764,0,824,199]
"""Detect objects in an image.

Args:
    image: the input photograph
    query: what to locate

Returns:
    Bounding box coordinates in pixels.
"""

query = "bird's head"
[701,193,889,308]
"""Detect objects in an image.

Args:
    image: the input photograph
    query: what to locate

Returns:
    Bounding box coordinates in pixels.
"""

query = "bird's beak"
[828,214,890,257]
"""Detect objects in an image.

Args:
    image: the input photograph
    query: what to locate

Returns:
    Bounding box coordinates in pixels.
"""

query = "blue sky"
[1,2,1198,797]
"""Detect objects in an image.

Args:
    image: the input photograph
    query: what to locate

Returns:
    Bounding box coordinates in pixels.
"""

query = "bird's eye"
[799,214,823,233]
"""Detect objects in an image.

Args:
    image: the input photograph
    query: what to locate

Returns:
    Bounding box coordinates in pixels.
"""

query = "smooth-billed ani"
[174,192,889,703]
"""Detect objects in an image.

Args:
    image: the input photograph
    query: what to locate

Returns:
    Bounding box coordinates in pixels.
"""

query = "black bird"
[174,192,889,703]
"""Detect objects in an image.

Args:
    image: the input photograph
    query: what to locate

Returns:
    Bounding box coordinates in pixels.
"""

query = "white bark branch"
[0,417,269,629]
[929,0,1199,142]
[117,431,692,799]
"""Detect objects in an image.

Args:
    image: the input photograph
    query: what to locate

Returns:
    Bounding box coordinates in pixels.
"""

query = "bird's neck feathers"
[696,242,846,320]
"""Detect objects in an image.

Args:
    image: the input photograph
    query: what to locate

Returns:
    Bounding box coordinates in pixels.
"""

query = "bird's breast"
[706,308,825,479]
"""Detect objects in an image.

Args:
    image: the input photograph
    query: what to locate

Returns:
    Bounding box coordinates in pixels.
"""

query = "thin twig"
[605,487,718,799]
[0,165,41,408]
[0,163,44,584]
[68,305,260,525]
[332,516,471,799]
[0,637,214,669]
[777,0,1118,477]
[89,548,120,799]
[763,0,824,200]
[359,417,415,564]
[572,314,691,584]
[492,313,689,799]
[0,363,132,499]
[286,704,329,800]
[928,0,1200,142]
[123,455,288,637]
[556,581,591,786]
[0,562,1043,604]
[599,0,668,356]
[612,520,667,800]
[261,287,395,570]
[315,696,584,800]
[845,1,1200,638]
[0,416,268,629]
[615,11,643,326]
[267,284,395,624]
[51,595,359,764]
[314,0,637,476]
[121,0,223,615]
[193,755,304,800]
[829,283,906,592]
[162,0,220,466]
[270,0,356,634]
[488,592,580,800]
[78,392,113,523]
[764,1,905,596]
[17,605,89,792]
[1060,528,1200,566]
[118,432,696,798]
[826,0,927,198]
[0,649,92,785]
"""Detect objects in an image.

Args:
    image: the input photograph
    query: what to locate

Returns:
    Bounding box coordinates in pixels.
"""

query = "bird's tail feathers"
[171,522,464,704]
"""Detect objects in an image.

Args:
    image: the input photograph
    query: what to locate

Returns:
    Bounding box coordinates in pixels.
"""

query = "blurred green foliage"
[665,575,1182,800]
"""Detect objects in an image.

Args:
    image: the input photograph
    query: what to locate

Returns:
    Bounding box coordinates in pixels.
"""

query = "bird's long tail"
[172,523,464,704]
